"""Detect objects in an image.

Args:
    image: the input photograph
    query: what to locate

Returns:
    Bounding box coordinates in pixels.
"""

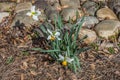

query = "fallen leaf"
[21,73,24,80]
[90,63,96,70]
[20,62,28,70]
[30,70,37,76]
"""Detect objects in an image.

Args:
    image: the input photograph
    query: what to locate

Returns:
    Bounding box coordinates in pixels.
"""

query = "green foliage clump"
[32,16,88,73]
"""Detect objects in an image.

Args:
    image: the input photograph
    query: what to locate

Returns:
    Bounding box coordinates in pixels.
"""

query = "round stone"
[78,28,97,44]
[76,16,99,28]
[15,2,32,13]
[61,7,84,21]
[96,7,118,20]
[60,0,80,8]
[0,2,16,12]
[95,20,120,39]
[82,1,99,16]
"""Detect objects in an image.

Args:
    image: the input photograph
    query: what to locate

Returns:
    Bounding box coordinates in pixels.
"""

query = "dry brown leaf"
[31,64,37,68]
[90,63,96,70]
[30,70,37,76]
[21,73,24,80]
[20,62,28,70]
[115,71,120,76]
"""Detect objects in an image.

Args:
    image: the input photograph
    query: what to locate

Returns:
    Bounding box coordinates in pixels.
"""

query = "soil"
[0,0,120,80]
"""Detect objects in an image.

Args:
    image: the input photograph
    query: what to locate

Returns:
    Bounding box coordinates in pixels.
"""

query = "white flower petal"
[32,15,39,21]
[31,6,35,12]
[47,35,51,40]
[56,37,61,40]
[55,32,60,37]
[47,29,53,35]
[26,12,32,16]
[58,55,64,60]
[36,10,41,16]
[66,57,74,63]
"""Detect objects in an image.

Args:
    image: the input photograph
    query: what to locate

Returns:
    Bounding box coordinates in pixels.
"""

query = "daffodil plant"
[58,54,74,66]
[47,29,61,41]
[26,6,41,21]
[32,15,88,72]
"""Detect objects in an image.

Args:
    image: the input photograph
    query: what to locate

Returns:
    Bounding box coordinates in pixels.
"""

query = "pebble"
[108,0,120,20]
[52,2,61,11]
[82,1,99,16]
[45,5,59,22]
[96,7,118,20]
[95,20,120,39]
[61,7,84,21]
[77,16,99,28]
[34,0,48,10]
[15,2,32,13]
[0,12,9,23]
[0,2,16,12]
[60,0,80,8]
[108,0,120,10]
[78,28,97,44]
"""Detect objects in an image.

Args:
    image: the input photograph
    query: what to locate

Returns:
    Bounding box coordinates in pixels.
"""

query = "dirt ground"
[0,0,120,80]
[0,30,120,80]
[0,17,120,80]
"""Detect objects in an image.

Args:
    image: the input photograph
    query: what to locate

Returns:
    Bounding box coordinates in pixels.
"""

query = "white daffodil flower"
[26,6,41,21]
[58,54,74,66]
[47,29,61,41]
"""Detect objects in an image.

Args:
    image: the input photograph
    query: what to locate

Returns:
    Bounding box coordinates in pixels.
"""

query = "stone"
[82,1,99,16]
[0,2,16,12]
[10,10,44,28]
[61,7,84,21]
[60,0,80,8]
[34,0,48,10]
[47,0,59,5]
[108,0,120,20]
[45,5,59,22]
[76,16,99,28]
[95,20,120,39]
[0,12,9,23]
[78,28,97,44]
[52,2,61,11]
[15,2,32,13]
[96,7,118,20]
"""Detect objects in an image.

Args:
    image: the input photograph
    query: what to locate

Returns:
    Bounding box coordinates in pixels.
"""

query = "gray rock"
[52,2,61,11]
[108,0,120,20]
[77,16,99,28]
[60,0,80,8]
[15,2,32,13]
[96,7,118,20]
[0,2,16,12]
[45,5,59,22]
[95,20,120,39]
[48,11,58,22]
[61,7,84,21]
[78,28,97,44]
[108,0,120,10]
[34,0,48,10]
[82,1,99,16]
[0,12,9,23]
[10,10,43,28]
